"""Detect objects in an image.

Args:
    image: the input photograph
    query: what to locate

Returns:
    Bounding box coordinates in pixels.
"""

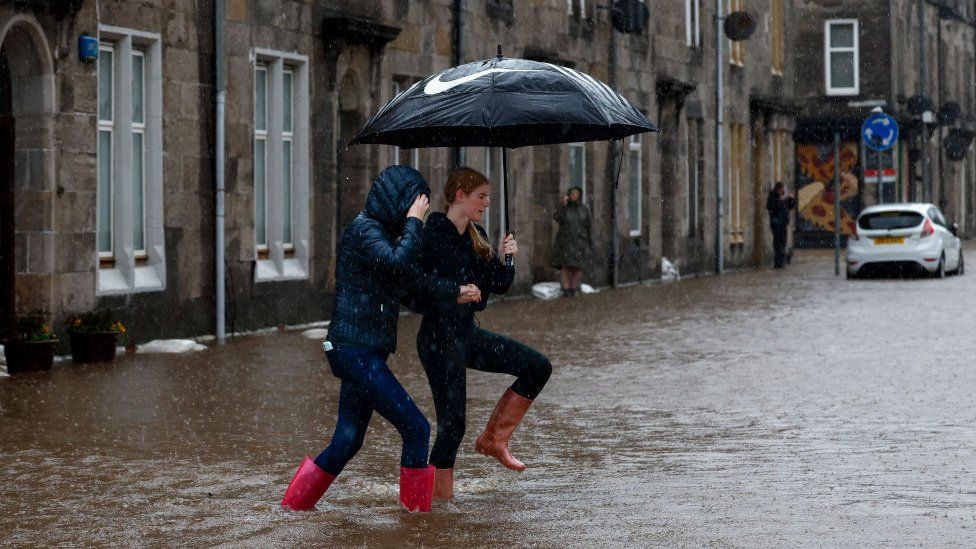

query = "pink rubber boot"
[399,465,435,512]
[281,457,337,511]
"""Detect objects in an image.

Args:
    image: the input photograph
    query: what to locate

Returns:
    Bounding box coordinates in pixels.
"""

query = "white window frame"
[685,0,701,47]
[96,26,165,296]
[97,44,115,261]
[282,68,294,252]
[628,134,643,237]
[131,49,147,257]
[567,0,586,18]
[254,64,268,253]
[567,142,587,202]
[824,19,860,96]
[251,48,310,283]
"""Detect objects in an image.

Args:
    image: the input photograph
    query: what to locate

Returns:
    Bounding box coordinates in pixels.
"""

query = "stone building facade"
[793,0,976,246]
[0,0,803,343]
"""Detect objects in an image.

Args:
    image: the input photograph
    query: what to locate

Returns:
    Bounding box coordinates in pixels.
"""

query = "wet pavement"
[2,247,975,548]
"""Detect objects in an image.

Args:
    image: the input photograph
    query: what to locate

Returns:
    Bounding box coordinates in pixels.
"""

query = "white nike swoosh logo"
[423,67,543,95]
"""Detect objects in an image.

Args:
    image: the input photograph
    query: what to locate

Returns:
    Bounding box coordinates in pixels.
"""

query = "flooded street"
[2,248,975,547]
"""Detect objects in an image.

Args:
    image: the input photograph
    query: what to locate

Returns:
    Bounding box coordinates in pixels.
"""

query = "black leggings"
[417,319,552,469]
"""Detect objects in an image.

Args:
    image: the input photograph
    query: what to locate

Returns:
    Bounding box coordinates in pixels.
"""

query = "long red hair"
[444,168,492,261]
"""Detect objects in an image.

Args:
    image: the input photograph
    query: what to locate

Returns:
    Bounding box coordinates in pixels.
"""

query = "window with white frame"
[685,0,701,47]
[628,134,642,236]
[252,49,310,282]
[568,142,586,201]
[567,0,585,19]
[825,19,859,95]
[391,80,420,169]
[96,26,165,295]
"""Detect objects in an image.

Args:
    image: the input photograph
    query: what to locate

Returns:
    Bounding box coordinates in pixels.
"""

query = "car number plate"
[874,236,905,245]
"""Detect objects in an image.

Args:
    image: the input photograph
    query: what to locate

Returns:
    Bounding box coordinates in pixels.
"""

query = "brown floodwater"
[2,248,975,547]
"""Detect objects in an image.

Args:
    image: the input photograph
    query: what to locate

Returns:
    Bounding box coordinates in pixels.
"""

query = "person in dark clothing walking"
[552,186,593,297]
[281,165,436,513]
[766,181,796,269]
[414,168,553,501]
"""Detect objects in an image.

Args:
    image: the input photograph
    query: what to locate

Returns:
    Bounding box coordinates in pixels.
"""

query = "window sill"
[97,264,165,295]
[254,257,307,283]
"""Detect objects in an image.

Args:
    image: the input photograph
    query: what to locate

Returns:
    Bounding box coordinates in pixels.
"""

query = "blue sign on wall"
[861,113,899,151]
[78,34,99,63]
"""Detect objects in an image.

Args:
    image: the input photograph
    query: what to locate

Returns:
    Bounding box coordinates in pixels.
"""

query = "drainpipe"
[215,0,226,344]
[919,0,929,202]
[936,9,945,212]
[609,21,620,287]
[714,0,725,274]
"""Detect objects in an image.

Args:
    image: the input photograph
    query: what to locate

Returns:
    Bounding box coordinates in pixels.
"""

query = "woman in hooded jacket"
[414,167,553,500]
[280,165,435,513]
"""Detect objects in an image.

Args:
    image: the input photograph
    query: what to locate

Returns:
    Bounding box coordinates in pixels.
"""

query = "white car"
[847,203,964,279]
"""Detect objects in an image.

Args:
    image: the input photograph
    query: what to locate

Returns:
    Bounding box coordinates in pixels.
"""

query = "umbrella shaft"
[502,147,513,268]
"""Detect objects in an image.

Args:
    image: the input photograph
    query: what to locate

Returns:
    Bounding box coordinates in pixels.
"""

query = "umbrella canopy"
[351,55,658,149]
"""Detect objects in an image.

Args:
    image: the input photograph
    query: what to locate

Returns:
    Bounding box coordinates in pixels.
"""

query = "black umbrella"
[352,49,659,263]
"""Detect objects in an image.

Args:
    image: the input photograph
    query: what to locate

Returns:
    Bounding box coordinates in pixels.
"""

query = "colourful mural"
[795,142,860,238]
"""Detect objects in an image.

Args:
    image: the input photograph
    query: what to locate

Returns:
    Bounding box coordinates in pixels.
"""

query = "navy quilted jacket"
[326,166,431,354]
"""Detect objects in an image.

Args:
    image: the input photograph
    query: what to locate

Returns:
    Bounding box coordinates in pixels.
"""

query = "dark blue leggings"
[314,345,430,476]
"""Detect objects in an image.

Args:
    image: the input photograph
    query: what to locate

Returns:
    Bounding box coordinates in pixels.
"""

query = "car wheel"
[934,254,946,279]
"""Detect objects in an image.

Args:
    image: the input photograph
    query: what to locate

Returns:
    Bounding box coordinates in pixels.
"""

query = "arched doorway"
[0,16,57,328]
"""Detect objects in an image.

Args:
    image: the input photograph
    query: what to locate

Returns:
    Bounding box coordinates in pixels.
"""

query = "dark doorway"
[0,48,14,333]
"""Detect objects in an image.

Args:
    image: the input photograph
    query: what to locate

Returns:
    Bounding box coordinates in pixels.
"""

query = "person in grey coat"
[551,186,592,297]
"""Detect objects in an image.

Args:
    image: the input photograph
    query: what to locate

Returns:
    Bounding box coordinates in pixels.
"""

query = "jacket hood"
[365,165,431,230]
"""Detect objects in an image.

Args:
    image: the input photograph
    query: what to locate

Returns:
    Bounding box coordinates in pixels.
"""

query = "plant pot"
[69,331,118,363]
[3,339,58,373]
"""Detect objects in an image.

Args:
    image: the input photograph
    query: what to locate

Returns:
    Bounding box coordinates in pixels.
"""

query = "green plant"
[6,311,55,343]
[65,309,126,335]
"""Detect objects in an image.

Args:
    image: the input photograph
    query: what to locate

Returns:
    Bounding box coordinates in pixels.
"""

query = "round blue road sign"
[861,113,899,151]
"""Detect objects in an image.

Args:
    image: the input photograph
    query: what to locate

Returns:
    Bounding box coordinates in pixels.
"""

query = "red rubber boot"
[433,468,454,500]
[399,465,435,512]
[281,456,337,511]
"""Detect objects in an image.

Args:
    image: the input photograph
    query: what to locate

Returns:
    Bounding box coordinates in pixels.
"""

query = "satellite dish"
[944,129,972,161]
[724,11,755,41]
[906,94,933,115]
[937,101,961,125]
[611,0,650,34]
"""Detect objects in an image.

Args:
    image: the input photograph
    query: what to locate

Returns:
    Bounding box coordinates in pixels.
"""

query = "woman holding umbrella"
[350,52,657,501]
[414,167,553,500]
[280,165,435,513]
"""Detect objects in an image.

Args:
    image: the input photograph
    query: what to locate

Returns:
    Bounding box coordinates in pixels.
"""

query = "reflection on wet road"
[2,248,975,547]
